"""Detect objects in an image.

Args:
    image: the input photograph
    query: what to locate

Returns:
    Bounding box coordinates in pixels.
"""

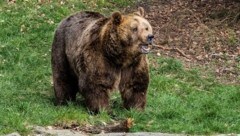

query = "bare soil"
[126,0,240,84]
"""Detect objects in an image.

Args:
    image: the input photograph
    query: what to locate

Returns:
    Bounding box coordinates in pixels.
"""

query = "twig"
[210,53,238,59]
[232,12,240,24]
[56,118,134,134]
[152,44,190,59]
[78,118,133,134]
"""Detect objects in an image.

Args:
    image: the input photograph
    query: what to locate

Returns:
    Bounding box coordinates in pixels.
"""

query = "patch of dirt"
[126,0,240,84]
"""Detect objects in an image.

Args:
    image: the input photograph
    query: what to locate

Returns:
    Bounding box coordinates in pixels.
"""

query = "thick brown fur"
[51,9,153,113]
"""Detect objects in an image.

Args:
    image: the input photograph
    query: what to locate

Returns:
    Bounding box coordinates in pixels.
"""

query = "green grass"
[0,0,240,135]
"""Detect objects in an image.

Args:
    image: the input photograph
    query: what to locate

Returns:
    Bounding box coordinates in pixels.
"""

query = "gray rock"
[4,133,21,136]
[33,126,87,136]
[5,126,239,136]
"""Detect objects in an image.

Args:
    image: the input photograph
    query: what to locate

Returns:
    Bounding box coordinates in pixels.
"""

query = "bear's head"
[110,7,154,54]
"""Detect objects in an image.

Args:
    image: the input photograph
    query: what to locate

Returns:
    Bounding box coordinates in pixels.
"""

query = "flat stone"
[4,132,21,136]
[33,126,87,136]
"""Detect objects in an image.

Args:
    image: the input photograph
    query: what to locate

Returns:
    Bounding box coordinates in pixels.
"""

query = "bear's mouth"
[140,44,151,54]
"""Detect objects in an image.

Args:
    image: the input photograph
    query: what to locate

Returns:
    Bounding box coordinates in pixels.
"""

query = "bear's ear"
[111,12,122,25]
[133,7,145,17]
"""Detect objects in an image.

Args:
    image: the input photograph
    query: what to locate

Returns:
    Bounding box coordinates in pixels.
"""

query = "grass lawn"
[0,0,239,135]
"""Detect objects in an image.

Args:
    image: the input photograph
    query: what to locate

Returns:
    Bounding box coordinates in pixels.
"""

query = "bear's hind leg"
[53,75,78,105]
[82,85,109,114]
[51,30,78,105]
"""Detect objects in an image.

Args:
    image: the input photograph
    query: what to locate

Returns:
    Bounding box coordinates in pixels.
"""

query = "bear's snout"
[147,34,154,44]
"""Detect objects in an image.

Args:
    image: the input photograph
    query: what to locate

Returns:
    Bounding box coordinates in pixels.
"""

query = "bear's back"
[58,11,105,45]
[59,11,104,29]
[58,11,107,53]
[57,11,109,73]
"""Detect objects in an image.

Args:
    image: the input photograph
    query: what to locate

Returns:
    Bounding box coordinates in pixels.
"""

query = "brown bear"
[51,7,154,113]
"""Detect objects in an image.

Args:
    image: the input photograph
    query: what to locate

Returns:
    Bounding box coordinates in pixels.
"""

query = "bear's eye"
[132,27,138,32]
[145,27,149,31]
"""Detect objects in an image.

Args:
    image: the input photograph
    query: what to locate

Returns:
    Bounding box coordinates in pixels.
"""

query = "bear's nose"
[148,34,154,40]
[147,34,154,43]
